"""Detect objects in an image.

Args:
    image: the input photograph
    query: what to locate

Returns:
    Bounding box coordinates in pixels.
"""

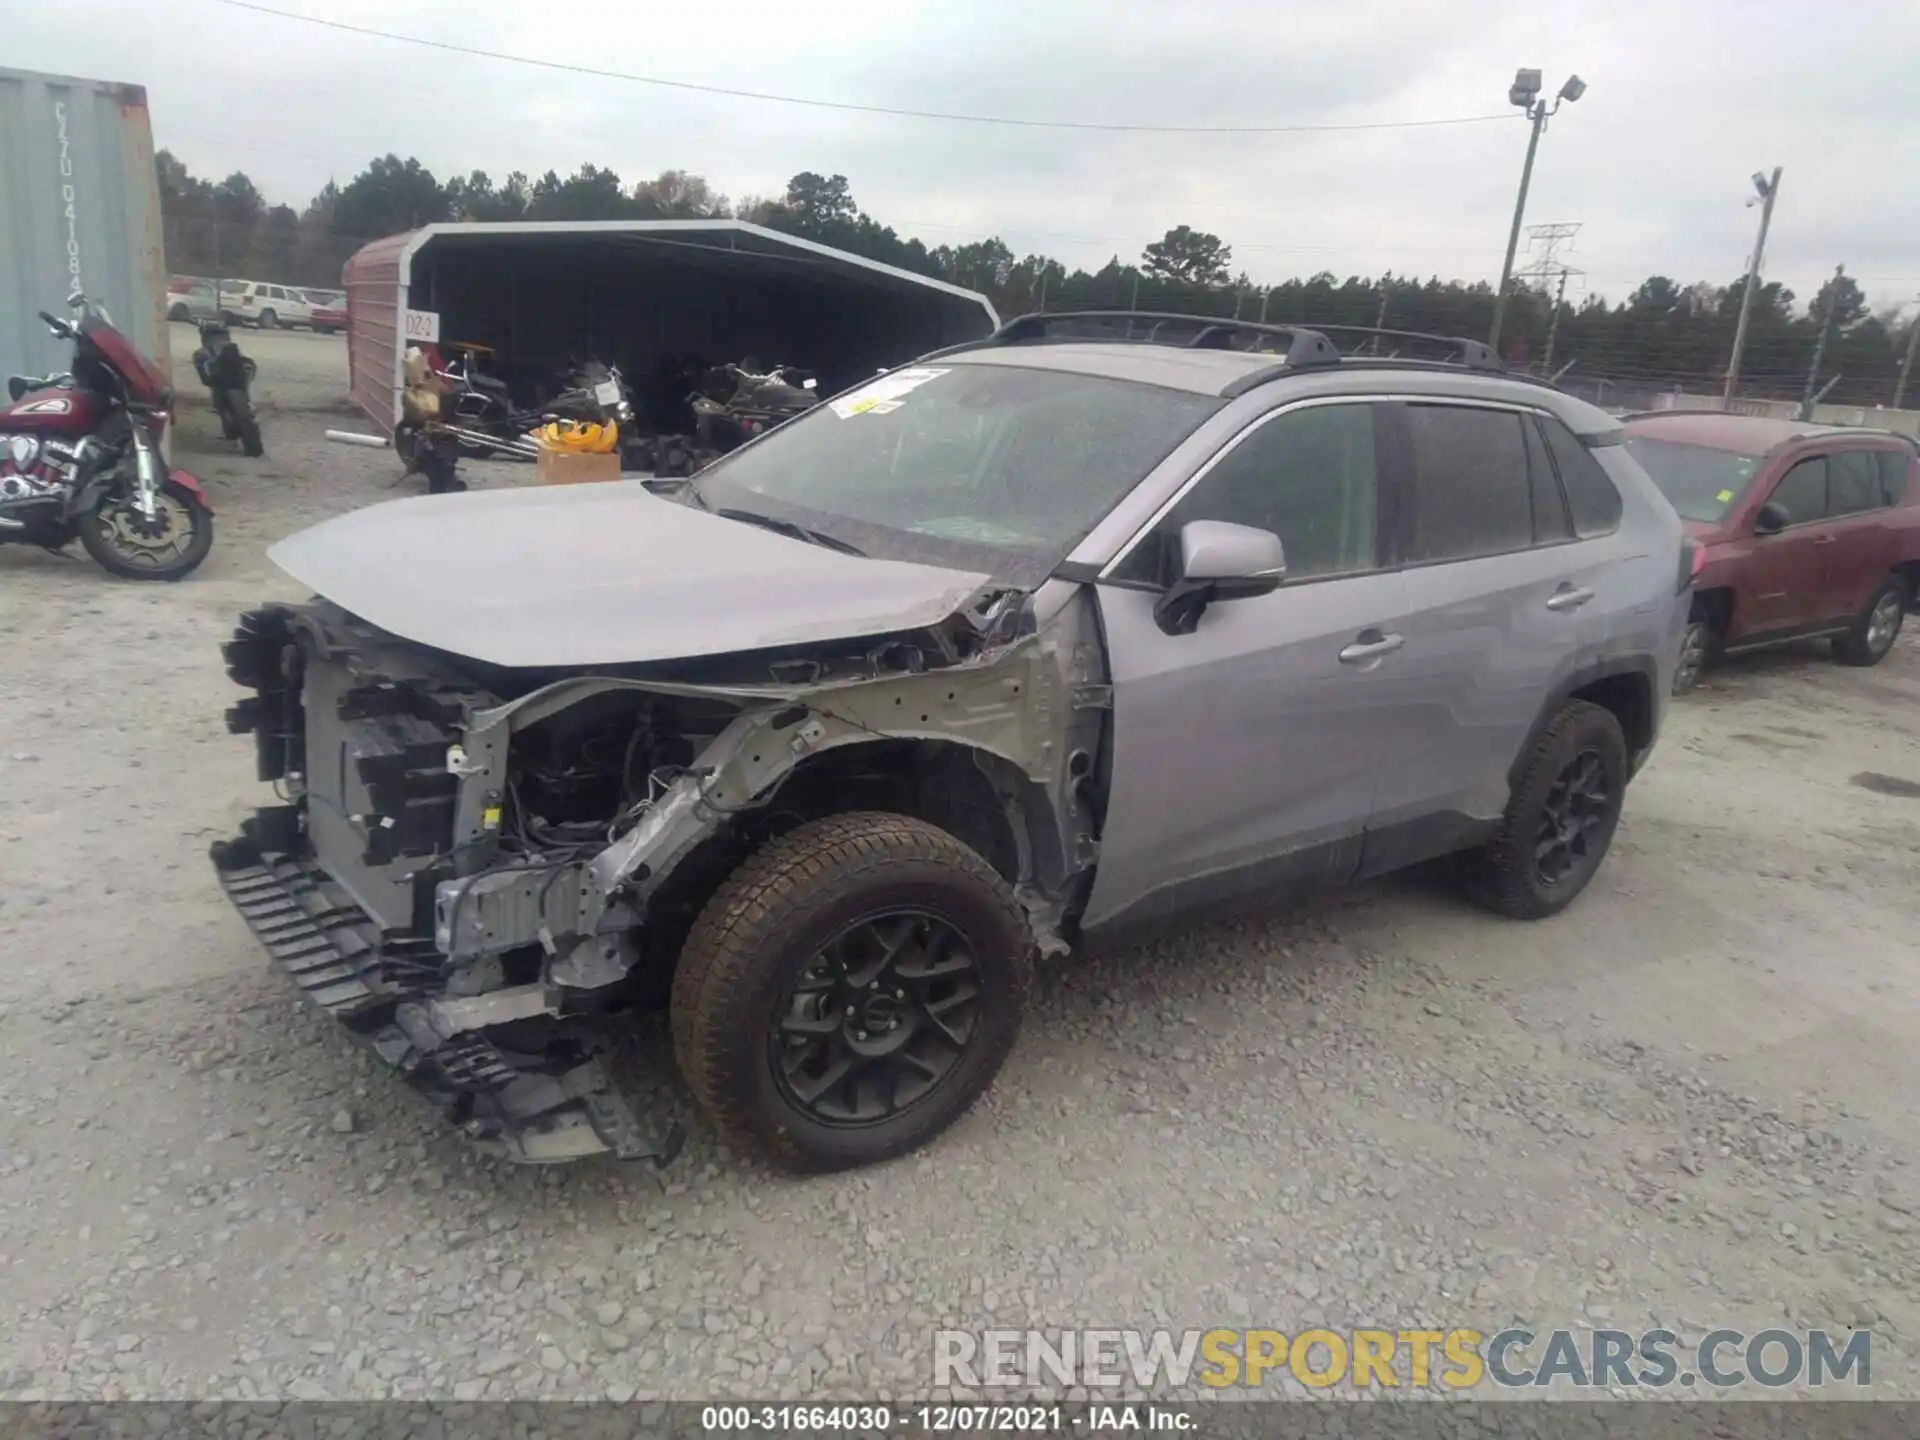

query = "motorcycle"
[191,319,264,457]
[685,360,820,465]
[546,358,646,469]
[1,292,215,581]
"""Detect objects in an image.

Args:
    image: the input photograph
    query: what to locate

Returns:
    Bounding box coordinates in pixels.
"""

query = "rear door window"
[1404,404,1535,562]
[1769,457,1829,525]
[1540,417,1624,536]
[1829,452,1884,516]
[1524,417,1573,543]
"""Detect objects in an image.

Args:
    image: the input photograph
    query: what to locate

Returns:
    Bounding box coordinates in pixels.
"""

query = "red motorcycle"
[1,293,214,581]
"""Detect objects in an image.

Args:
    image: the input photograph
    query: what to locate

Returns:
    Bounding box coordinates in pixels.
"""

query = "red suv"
[1622,412,1920,692]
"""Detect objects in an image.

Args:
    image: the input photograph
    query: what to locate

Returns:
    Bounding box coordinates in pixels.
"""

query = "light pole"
[1723,167,1783,406]
[1488,69,1585,354]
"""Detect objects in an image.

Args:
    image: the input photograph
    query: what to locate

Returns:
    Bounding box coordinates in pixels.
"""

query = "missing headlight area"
[213,590,1103,1166]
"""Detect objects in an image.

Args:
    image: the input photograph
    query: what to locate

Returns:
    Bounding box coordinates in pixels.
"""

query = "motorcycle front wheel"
[77,479,215,581]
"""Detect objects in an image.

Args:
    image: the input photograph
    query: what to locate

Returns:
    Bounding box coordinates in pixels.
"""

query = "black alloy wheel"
[1533,749,1613,888]
[770,910,979,1126]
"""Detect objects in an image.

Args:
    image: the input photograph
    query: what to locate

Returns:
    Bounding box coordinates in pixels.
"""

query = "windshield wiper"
[714,507,865,557]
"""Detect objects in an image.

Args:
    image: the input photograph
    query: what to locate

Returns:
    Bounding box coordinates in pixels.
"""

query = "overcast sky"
[17,0,1920,311]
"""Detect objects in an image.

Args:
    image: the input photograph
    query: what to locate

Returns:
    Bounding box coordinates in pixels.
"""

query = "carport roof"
[397,219,998,323]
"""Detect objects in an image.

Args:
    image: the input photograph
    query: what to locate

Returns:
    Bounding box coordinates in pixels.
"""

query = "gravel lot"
[1,322,1917,1404]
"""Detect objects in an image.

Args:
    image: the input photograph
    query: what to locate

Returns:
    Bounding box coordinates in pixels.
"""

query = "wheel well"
[1691,585,1734,637]
[638,739,1026,981]
[1894,562,1920,610]
[1568,670,1654,757]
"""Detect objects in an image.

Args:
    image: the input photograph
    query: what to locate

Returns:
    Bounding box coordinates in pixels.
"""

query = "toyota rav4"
[213,313,1690,1174]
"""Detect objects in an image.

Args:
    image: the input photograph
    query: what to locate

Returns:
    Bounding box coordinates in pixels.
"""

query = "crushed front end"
[215,602,703,1164]
[213,591,1099,1166]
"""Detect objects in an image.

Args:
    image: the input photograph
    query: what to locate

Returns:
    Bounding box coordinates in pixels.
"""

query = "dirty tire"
[257,308,277,330]
[671,811,1032,1173]
[1466,700,1627,921]
[1835,576,1907,667]
[238,416,264,458]
[1673,608,1716,696]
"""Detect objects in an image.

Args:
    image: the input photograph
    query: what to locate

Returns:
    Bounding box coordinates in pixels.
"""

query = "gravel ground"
[1,323,1917,1404]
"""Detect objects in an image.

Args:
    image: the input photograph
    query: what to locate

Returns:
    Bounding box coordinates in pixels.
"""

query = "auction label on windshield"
[830,366,948,418]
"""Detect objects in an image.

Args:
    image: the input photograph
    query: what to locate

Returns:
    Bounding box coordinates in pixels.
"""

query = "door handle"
[1338,630,1405,664]
[1545,586,1595,612]
[1812,534,1837,546]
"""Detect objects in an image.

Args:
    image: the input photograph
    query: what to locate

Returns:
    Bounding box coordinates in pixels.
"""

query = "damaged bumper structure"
[212,582,1099,1165]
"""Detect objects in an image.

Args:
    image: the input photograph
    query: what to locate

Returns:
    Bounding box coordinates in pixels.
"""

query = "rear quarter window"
[1876,450,1914,506]
[1541,417,1624,537]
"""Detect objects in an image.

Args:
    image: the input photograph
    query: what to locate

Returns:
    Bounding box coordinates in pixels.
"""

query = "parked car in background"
[213,313,1687,1175]
[1623,412,1920,692]
[223,281,313,330]
[166,278,220,323]
[304,290,346,334]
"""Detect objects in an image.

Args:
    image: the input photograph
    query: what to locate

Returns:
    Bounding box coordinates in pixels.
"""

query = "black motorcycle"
[688,361,819,458]
[191,320,263,457]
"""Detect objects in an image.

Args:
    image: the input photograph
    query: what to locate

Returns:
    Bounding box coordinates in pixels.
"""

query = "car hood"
[267,482,995,669]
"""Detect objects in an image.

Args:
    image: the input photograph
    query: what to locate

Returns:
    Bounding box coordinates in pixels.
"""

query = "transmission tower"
[1514,222,1584,374]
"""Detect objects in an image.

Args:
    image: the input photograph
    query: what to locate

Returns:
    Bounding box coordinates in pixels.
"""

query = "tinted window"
[1542,418,1625,535]
[1525,417,1572,542]
[1830,452,1883,515]
[1876,450,1912,506]
[1405,405,1534,562]
[1769,457,1828,524]
[1623,436,1763,523]
[696,363,1222,585]
[1116,403,1378,584]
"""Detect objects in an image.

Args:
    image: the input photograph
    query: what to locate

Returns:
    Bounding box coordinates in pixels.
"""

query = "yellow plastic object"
[536,419,619,454]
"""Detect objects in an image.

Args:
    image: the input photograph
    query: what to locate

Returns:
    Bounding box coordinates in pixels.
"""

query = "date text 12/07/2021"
[700,1405,1188,1433]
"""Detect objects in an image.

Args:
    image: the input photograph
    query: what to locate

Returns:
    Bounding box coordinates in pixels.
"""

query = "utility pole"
[1800,264,1844,422]
[1723,166,1782,406]
[1543,268,1570,374]
[1894,294,1920,410]
[1371,285,1389,353]
[1489,69,1586,354]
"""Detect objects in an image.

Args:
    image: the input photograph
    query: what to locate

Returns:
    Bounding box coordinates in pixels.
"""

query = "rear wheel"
[257,308,277,330]
[77,479,214,581]
[1466,701,1627,920]
[167,303,189,321]
[1835,576,1907,666]
[238,414,264,458]
[671,812,1032,1172]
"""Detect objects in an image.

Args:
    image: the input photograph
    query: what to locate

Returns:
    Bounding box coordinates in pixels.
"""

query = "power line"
[212,0,1522,137]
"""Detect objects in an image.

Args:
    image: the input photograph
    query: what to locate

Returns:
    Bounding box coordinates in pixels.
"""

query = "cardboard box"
[536,449,622,486]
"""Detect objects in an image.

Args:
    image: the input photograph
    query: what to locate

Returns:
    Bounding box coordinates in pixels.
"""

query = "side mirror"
[1754,500,1789,535]
[1152,520,1286,636]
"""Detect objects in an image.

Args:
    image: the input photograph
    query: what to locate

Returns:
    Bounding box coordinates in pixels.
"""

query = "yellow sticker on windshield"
[1716,488,1735,503]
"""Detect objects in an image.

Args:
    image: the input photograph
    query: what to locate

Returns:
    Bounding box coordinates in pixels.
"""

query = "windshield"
[1624,435,1765,523]
[691,361,1222,584]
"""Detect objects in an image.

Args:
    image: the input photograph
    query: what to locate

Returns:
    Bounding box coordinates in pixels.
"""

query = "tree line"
[156,150,1917,408]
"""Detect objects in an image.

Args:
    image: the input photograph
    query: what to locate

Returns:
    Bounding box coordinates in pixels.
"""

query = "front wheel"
[1673,610,1716,695]
[1835,576,1907,666]
[1466,700,1627,920]
[76,479,215,581]
[671,812,1033,1173]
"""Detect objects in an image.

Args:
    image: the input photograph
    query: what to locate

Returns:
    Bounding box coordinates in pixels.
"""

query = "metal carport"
[341,219,998,434]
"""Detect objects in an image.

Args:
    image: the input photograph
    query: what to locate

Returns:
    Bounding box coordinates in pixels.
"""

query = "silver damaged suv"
[214,313,1690,1173]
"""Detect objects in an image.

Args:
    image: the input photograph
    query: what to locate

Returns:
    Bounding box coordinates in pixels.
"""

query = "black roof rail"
[979,310,1344,370]
[1302,325,1504,371]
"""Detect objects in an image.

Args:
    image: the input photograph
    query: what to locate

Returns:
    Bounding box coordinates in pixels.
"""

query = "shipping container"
[0,66,170,389]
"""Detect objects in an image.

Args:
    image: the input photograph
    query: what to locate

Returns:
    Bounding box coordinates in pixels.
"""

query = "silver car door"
[1366,402,1616,842]
[1082,399,1411,934]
